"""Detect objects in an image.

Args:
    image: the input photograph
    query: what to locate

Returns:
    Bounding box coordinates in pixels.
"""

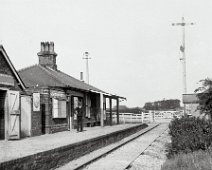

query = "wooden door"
[8,90,20,139]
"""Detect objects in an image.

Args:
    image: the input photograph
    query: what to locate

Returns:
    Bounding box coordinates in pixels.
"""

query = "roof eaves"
[63,85,89,93]
[89,89,110,95]
[113,95,127,100]
[89,89,126,100]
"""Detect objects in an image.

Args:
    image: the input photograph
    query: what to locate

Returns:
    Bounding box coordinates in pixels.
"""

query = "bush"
[168,116,212,157]
[162,148,212,170]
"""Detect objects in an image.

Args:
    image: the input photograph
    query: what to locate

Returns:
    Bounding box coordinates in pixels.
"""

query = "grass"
[161,149,212,170]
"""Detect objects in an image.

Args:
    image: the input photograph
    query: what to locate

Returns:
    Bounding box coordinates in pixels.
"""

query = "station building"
[18,42,124,137]
[183,94,200,117]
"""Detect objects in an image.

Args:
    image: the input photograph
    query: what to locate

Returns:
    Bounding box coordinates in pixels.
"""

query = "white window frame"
[52,98,67,118]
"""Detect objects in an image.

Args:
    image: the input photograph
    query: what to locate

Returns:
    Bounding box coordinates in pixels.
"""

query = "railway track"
[57,123,170,170]
[83,123,169,170]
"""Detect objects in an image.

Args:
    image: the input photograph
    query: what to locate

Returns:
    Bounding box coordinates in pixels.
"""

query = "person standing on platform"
[75,99,84,132]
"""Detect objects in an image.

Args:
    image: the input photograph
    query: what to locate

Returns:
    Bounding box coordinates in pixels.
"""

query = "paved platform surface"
[0,123,147,163]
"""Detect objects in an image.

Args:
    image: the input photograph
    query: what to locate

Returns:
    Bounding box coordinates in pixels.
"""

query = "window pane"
[59,100,66,118]
[52,98,59,118]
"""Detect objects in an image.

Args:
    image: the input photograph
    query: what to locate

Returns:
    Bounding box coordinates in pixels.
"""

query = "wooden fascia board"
[0,46,26,90]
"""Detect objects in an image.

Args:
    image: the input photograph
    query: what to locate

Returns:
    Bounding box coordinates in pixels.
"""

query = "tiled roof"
[18,64,105,93]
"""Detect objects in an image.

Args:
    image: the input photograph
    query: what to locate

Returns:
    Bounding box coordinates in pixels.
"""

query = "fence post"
[122,114,125,124]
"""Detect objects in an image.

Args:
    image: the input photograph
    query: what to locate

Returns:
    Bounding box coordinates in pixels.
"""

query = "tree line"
[143,99,181,110]
[110,105,142,114]
[109,99,181,114]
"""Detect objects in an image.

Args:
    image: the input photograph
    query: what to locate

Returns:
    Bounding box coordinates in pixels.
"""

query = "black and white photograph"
[1,0,212,169]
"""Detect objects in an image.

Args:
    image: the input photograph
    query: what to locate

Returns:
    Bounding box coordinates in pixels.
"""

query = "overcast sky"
[1,0,212,107]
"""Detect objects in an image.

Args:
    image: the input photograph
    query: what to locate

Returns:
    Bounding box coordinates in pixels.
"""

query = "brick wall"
[40,88,51,134]
[26,88,69,136]
[40,88,68,134]
[0,123,148,170]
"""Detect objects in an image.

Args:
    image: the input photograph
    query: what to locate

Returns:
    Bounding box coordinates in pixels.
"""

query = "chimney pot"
[37,41,58,70]
[44,42,48,52]
[49,42,54,52]
[41,42,45,52]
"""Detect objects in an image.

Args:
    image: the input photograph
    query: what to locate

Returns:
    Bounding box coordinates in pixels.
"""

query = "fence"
[114,112,143,124]
[105,112,143,124]
[108,110,183,124]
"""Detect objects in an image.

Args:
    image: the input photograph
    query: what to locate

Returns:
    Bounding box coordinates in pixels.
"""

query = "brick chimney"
[37,42,58,70]
[80,72,84,82]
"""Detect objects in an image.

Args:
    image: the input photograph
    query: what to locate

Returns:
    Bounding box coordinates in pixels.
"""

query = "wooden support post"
[67,97,70,130]
[103,96,106,124]
[116,98,119,124]
[100,93,104,127]
[82,95,86,128]
[109,98,112,126]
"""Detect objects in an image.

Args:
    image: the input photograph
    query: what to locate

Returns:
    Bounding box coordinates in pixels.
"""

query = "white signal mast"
[172,17,195,95]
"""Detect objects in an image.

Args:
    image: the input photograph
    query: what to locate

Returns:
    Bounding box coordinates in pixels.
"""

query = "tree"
[143,99,180,110]
[195,78,212,119]
[143,102,154,110]
[111,105,142,114]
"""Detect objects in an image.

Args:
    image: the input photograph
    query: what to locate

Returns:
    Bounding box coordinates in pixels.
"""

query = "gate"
[8,90,20,140]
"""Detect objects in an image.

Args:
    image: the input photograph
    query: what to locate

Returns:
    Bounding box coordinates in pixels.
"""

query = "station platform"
[0,123,156,170]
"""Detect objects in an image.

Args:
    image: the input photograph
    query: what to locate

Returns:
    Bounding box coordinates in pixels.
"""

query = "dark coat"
[76,107,83,117]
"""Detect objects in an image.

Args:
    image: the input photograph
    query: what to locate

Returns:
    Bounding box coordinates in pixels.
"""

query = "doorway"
[71,96,83,129]
[41,103,46,134]
[21,95,31,137]
[0,90,6,140]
